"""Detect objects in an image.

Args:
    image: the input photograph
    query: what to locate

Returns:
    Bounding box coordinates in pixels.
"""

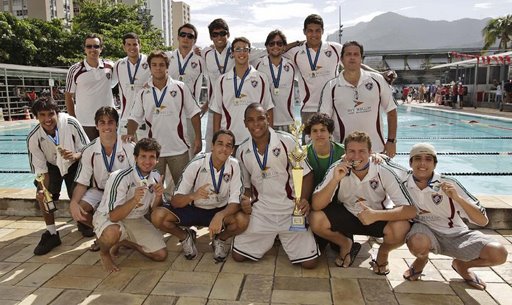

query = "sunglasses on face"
[179,32,196,39]
[211,30,228,38]
[233,47,250,53]
[268,41,284,47]
[85,45,101,49]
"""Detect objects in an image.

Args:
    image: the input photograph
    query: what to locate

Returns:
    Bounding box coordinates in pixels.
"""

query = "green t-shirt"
[307,141,345,188]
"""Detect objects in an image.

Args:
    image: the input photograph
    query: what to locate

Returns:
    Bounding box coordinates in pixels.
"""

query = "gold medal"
[274,88,279,95]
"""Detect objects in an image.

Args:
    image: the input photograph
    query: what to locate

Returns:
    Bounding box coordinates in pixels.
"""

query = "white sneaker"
[212,235,229,262]
[181,228,197,260]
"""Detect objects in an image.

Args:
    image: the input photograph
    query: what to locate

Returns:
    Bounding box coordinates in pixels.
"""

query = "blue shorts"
[163,204,225,227]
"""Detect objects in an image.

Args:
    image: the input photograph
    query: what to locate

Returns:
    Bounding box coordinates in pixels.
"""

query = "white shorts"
[93,212,166,253]
[233,211,319,264]
[81,188,104,210]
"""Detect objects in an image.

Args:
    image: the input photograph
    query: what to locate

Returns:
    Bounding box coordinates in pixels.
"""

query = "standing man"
[93,138,167,272]
[151,129,249,262]
[310,131,415,271]
[126,51,201,197]
[255,30,296,132]
[232,103,319,269]
[27,97,89,255]
[210,37,274,149]
[65,33,115,140]
[113,32,151,138]
[70,107,135,247]
[318,41,398,157]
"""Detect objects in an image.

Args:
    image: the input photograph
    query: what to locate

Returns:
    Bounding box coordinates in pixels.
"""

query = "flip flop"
[451,265,486,290]
[403,266,424,281]
[334,242,361,268]
[89,240,100,252]
[370,259,390,275]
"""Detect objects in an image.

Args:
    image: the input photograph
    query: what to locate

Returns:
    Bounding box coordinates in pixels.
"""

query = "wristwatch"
[387,138,396,143]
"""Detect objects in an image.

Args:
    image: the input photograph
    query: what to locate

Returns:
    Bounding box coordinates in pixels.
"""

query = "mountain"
[326,12,491,51]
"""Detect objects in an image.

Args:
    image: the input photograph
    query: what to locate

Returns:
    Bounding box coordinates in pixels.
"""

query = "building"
[1,0,74,26]
[171,1,190,49]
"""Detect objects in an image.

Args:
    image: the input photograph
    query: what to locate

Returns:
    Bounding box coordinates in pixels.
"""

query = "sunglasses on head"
[268,41,284,47]
[211,30,228,38]
[85,45,101,49]
[179,32,196,39]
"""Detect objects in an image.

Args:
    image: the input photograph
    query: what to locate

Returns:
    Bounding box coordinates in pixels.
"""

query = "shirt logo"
[369,179,379,190]
[106,72,111,80]
[284,65,290,72]
[365,82,373,90]
[191,62,198,69]
[431,193,443,205]
[170,90,177,97]
[223,173,231,182]
[201,168,208,173]
[117,154,125,163]
[251,80,258,88]
[142,63,148,69]
[272,147,281,157]
[325,50,332,57]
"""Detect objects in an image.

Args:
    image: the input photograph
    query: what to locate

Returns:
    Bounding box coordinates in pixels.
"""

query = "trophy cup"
[288,120,307,232]
[35,174,57,213]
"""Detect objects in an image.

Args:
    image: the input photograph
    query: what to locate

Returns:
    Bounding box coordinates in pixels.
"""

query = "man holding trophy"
[232,103,319,268]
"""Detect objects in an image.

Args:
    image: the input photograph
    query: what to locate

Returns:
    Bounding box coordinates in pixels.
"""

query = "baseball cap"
[410,143,437,158]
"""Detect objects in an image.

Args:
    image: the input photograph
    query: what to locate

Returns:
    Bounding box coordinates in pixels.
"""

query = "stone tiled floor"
[0,216,511,305]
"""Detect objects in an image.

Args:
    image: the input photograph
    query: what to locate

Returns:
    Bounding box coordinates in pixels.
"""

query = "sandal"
[452,264,486,290]
[334,242,361,268]
[89,239,100,252]
[403,266,424,281]
[370,259,390,275]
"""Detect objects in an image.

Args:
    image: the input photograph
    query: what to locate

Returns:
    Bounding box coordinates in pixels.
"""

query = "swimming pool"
[1,105,511,195]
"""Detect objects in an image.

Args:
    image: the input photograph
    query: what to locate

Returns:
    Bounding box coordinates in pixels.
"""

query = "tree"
[482,15,512,51]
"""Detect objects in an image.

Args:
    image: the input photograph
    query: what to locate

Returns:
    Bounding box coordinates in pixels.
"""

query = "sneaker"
[34,230,61,255]
[77,222,95,238]
[212,235,229,262]
[181,228,197,260]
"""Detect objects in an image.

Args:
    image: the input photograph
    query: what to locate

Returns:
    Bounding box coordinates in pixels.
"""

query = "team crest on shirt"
[284,65,290,72]
[251,80,258,88]
[431,193,443,205]
[170,90,177,97]
[117,154,125,163]
[369,179,379,190]
[365,82,373,90]
[130,182,136,187]
[201,168,208,173]
[106,72,111,80]
[223,173,231,182]
[272,147,281,157]
[142,63,148,69]
[325,50,332,57]
[191,62,197,69]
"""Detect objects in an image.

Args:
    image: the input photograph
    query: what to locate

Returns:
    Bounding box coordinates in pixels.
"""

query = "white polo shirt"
[75,138,135,190]
[318,69,396,153]
[403,171,485,234]
[27,114,89,175]
[97,166,161,219]
[284,41,342,113]
[203,44,235,101]
[315,160,413,217]
[112,55,151,124]
[65,59,115,127]
[236,129,312,215]
[254,56,296,127]
[166,49,204,100]
[129,77,200,157]
[174,152,243,209]
[209,67,274,145]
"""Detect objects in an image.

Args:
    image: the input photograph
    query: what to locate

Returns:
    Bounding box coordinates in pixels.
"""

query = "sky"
[188,0,512,47]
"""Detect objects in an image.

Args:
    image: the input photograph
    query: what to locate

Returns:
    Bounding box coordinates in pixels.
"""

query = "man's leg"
[212,211,250,262]
[404,227,432,281]
[372,220,411,275]
[97,224,122,272]
[122,217,168,262]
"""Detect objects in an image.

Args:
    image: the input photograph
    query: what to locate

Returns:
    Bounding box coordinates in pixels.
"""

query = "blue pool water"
[1,105,511,195]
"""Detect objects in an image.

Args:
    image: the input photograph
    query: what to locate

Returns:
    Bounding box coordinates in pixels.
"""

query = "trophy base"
[289,215,307,232]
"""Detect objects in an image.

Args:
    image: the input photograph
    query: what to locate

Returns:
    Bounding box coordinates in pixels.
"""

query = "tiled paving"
[0,216,510,305]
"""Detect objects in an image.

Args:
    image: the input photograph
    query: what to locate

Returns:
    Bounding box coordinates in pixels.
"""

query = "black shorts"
[163,203,225,227]
[323,200,387,239]
[33,161,78,200]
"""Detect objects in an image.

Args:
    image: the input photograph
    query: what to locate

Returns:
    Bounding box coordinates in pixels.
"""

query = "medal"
[127,55,141,90]
[274,88,280,95]
[233,67,251,99]
[252,137,270,178]
[47,127,59,147]
[209,157,225,195]
[178,75,184,81]
[177,51,193,81]
[101,141,117,173]
[215,46,231,74]
[268,56,283,96]
[306,42,321,77]
[311,71,317,78]
[130,84,135,91]
[152,86,167,115]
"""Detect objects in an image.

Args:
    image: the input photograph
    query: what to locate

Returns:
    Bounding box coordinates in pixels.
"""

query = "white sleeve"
[129,90,145,125]
[65,65,77,94]
[236,149,251,189]
[380,165,413,206]
[105,171,130,212]
[260,73,274,111]
[182,84,201,119]
[228,160,243,204]
[318,80,334,114]
[27,133,48,175]
[74,147,93,186]
[69,117,89,151]
[173,161,199,196]
[111,60,120,87]
[209,77,223,114]
[313,162,338,202]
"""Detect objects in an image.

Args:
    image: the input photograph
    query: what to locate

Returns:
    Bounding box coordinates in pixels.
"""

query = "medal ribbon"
[101,141,117,173]
[306,42,322,71]
[215,47,231,74]
[152,86,168,109]
[127,55,141,85]
[311,142,334,169]
[47,127,59,146]
[268,56,283,89]
[233,67,251,98]
[209,157,225,194]
[252,138,270,171]
[135,165,149,184]
[178,51,194,77]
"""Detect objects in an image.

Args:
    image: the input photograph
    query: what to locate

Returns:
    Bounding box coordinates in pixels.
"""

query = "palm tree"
[482,15,512,51]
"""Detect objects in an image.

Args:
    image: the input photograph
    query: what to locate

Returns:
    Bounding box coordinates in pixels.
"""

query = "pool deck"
[0,103,511,305]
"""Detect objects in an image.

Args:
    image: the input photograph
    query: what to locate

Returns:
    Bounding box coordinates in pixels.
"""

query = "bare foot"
[110,243,121,258]
[100,252,119,272]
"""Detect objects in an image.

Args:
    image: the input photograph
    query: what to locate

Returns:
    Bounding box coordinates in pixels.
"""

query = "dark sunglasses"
[211,30,228,38]
[85,45,101,49]
[179,32,196,39]
[268,41,284,47]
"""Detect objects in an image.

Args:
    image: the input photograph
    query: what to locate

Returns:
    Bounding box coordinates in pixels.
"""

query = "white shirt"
[97,166,161,219]
[236,129,312,215]
[166,49,205,100]
[65,59,115,126]
[314,160,413,217]
[174,152,243,209]
[318,69,396,153]
[284,41,342,113]
[203,44,235,101]
[112,55,151,124]
[75,138,135,189]
[255,56,296,126]
[209,66,274,145]
[129,77,200,157]
[27,114,88,175]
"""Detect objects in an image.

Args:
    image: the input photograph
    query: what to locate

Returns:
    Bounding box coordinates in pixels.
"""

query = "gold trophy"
[35,174,57,213]
[288,120,307,231]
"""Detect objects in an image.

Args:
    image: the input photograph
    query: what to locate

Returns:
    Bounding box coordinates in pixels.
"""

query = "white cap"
[410,143,437,158]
